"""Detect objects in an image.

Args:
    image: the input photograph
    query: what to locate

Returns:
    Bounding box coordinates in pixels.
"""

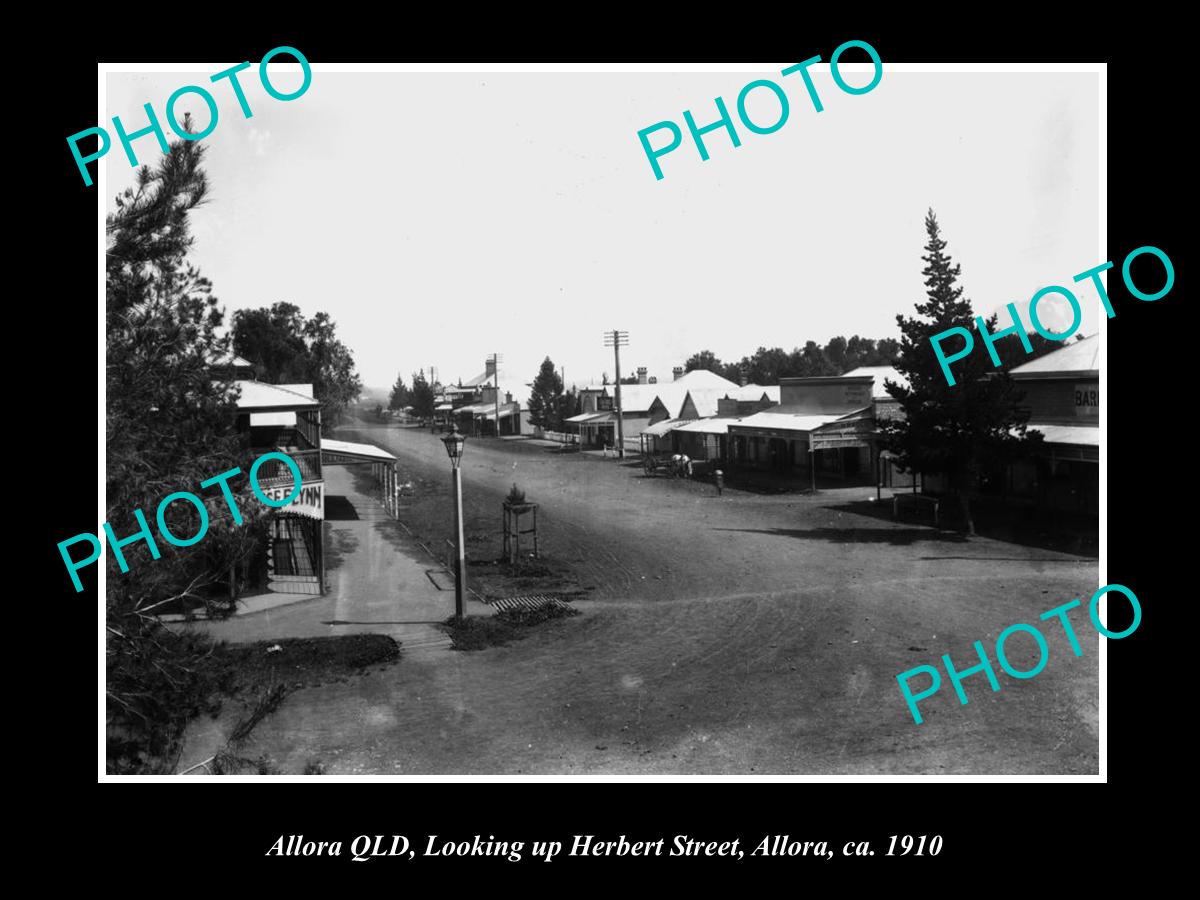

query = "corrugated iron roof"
[724,384,781,403]
[234,380,320,411]
[642,418,683,437]
[730,409,844,433]
[455,401,516,416]
[1010,334,1099,376]
[1025,422,1100,446]
[674,417,738,435]
[322,438,397,462]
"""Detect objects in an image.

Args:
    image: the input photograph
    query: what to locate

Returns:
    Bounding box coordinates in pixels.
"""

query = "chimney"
[637,367,648,385]
[505,391,512,404]
[739,367,748,387]
[673,366,684,381]
[648,376,657,384]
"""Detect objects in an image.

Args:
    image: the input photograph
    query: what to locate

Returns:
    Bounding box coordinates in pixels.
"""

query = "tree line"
[682,336,903,384]
[386,371,436,420]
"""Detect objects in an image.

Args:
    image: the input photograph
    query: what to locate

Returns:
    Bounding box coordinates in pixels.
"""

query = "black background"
[32,12,1180,884]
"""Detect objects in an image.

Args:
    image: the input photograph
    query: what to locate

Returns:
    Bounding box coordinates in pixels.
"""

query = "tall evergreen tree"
[880,210,1041,534]
[409,369,436,420]
[105,118,268,772]
[528,357,566,430]
[388,373,411,410]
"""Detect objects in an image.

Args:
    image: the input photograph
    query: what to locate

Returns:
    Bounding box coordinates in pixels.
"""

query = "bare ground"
[232,422,1099,775]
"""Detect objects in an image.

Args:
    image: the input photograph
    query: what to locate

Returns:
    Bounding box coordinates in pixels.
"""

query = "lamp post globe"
[442,425,466,469]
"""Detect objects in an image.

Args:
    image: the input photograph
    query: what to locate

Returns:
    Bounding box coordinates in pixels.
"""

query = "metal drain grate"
[488,594,571,612]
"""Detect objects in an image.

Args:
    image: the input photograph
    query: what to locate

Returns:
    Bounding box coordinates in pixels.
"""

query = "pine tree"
[106,118,269,772]
[880,210,1041,534]
[528,357,565,430]
[388,373,410,410]
[410,369,436,420]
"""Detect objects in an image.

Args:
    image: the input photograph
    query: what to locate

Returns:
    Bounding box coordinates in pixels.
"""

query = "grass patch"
[201,636,400,776]
[108,631,400,775]
[218,634,401,692]
[442,603,580,651]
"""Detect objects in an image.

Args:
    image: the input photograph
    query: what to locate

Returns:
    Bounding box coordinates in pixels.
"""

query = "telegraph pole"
[603,330,629,459]
[488,352,503,436]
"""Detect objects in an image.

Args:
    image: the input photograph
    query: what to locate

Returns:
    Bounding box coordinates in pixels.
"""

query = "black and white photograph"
[92,58,1110,779]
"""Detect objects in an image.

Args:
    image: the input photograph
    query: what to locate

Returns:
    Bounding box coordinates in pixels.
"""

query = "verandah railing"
[254,448,322,484]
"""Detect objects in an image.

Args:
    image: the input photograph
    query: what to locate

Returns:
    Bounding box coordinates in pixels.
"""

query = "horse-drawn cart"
[642,454,717,478]
[643,453,684,477]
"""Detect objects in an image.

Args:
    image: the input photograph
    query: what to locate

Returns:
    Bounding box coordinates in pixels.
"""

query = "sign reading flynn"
[262,482,324,519]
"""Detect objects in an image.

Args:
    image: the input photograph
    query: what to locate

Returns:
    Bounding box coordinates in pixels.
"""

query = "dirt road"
[239,422,1100,774]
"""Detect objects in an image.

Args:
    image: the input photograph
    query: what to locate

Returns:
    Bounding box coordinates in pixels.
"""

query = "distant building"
[723,367,905,483]
[567,368,740,449]
[453,386,529,436]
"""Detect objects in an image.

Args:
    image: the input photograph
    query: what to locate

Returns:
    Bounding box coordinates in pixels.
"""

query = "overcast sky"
[104,67,1101,401]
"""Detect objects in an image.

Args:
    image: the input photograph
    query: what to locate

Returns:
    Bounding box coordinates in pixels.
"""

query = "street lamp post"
[442,425,467,620]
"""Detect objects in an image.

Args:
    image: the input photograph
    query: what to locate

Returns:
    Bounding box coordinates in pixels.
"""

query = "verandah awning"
[321,438,397,464]
[566,411,615,425]
[727,412,843,440]
[642,418,683,438]
[809,414,878,451]
[673,418,738,436]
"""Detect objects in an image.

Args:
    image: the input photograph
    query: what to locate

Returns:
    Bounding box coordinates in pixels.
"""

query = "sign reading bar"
[1074,384,1099,417]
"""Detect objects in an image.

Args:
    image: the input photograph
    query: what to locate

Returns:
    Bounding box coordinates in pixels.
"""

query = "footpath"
[185,464,491,651]
[173,463,493,774]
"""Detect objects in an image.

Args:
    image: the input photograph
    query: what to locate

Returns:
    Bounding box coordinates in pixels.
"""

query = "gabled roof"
[681,387,735,418]
[613,383,669,413]
[724,384,781,404]
[568,370,741,416]
[214,353,254,368]
[674,369,741,390]
[462,371,494,388]
[1010,334,1099,377]
[622,370,741,416]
